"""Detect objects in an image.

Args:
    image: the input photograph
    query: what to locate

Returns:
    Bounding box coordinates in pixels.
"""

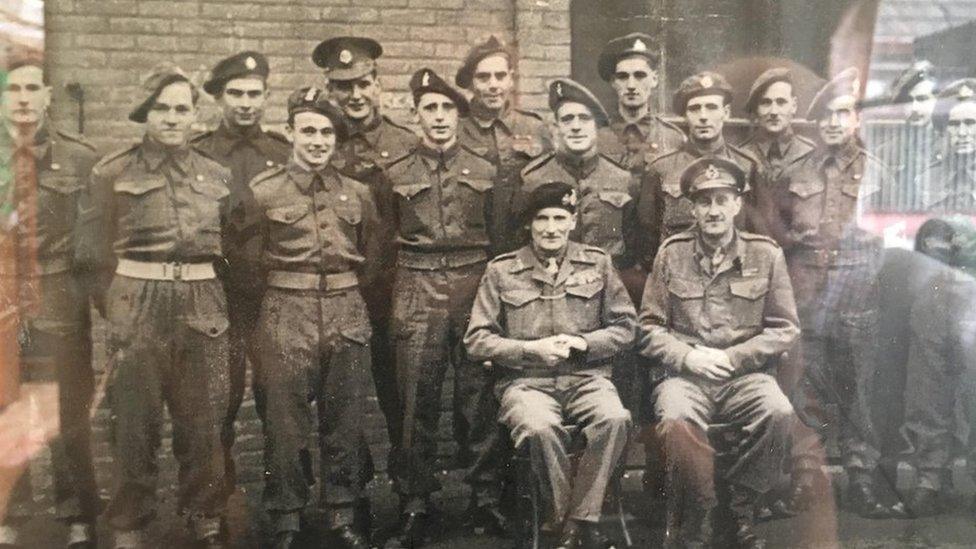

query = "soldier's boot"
[66,521,97,549]
[112,529,146,549]
[0,525,19,549]
[271,530,298,549]
[729,486,765,549]
[904,486,942,518]
[465,500,509,536]
[847,475,895,519]
[332,525,370,549]
[394,511,430,548]
[787,467,828,514]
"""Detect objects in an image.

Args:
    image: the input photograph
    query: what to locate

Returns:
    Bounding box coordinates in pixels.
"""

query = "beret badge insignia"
[339,49,353,65]
[245,56,257,70]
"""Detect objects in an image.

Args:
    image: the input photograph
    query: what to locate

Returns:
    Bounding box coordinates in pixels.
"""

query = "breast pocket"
[38,173,84,229]
[565,280,604,330]
[729,276,769,328]
[458,177,493,228]
[114,176,169,233]
[788,178,826,230]
[189,175,230,232]
[500,288,542,338]
[332,192,363,244]
[266,204,311,255]
[393,182,433,236]
[580,190,631,255]
[668,277,705,332]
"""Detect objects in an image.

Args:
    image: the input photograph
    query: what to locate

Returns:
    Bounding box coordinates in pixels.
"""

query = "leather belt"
[116,259,216,281]
[790,247,869,268]
[267,270,358,291]
[397,248,487,270]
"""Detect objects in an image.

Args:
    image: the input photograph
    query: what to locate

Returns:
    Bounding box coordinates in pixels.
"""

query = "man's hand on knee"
[524,336,572,367]
[684,345,734,381]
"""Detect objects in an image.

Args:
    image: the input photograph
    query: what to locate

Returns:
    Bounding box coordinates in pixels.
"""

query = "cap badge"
[422,71,430,87]
[700,76,714,88]
[304,87,318,102]
[339,49,353,65]
[851,76,861,95]
[245,56,257,70]
[562,189,578,207]
[704,164,721,181]
[633,38,647,52]
[960,85,975,100]
[50,162,61,171]
[555,82,563,97]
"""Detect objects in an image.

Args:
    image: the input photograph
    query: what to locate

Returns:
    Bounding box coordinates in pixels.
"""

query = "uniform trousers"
[498,374,630,523]
[255,286,372,531]
[103,275,229,537]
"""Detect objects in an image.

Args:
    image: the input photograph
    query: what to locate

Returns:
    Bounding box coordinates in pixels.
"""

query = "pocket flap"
[340,323,372,345]
[458,178,493,193]
[190,176,230,200]
[598,190,632,208]
[267,204,308,224]
[114,176,166,196]
[788,179,824,198]
[500,289,541,307]
[661,183,683,198]
[393,182,432,199]
[668,278,704,299]
[565,280,604,299]
[39,174,84,195]
[185,315,230,338]
[729,277,769,300]
[841,182,863,198]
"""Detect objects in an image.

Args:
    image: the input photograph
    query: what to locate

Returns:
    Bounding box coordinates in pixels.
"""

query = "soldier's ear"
[722,103,731,120]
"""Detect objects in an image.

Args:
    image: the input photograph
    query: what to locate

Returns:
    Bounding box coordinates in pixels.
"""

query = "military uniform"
[249,152,382,533]
[915,153,976,214]
[0,125,100,527]
[598,115,685,174]
[465,240,635,525]
[193,51,291,491]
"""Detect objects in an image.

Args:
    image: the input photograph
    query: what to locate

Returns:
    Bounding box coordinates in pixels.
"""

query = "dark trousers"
[223,282,261,492]
[103,276,230,535]
[390,263,501,511]
[255,287,373,531]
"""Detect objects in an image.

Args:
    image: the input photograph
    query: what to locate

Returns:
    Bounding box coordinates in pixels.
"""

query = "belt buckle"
[172,261,183,281]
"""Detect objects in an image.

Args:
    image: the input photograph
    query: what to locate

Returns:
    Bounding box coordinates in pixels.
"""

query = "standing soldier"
[455,35,551,253]
[314,36,414,455]
[0,53,100,549]
[596,32,685,174]
[916,78,976,216]
[83,64,232,548]
[639,157,799,549]
[248,88,380,549]
[739,68,816,245]
[779,68,895,518]
[639,71,766,268]
[465,182,635,549]
[192,50,290,492]
[385,69,497,547]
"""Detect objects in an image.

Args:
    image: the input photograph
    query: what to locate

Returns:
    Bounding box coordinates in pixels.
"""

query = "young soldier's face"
[947,102,976,155]
[530,207,576,255]
[818,95,859,147]
[2,65,50,126]
[145,81,196,147]
[692,188,741,240]
[612,56,657,110]
[290,111,336,167]
[415,92,459,146]
[219,76,268,128]
[471,54,514,112]
[329,73,380,122]
[906,79,937,126]
[555,102,598,155]
[685,94,729,143]
[755,81,797,135]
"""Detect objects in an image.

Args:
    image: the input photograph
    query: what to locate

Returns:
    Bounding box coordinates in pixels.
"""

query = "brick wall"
[36,0,571,504]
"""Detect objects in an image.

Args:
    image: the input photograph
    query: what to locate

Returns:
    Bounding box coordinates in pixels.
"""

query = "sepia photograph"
[3,0,976,547]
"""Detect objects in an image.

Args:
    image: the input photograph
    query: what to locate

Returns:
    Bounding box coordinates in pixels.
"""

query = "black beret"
[5,49,43,73]
[672,71,734,114]
[745,67,793,114]
[889,60,936,104]
[806,67,861,121]
[455,35,513,89]
[520,181,578,224]
[312,36,382,81]
[129,63,194,124]
[409,68,469,115]
[679,156,746,197]
[286,87,348,141]
[597,32,660,81]
[203,51,269,96]
[548,78,610,127]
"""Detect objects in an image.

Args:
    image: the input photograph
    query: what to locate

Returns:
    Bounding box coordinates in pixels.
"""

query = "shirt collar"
[755,127,794,157]
[821,139,860,171]
[417,141,460,172]
[556,148,600,178]
[693,230,742,276]
[287,158,338,192]
[684,135,728,157]
[210,120,265,155]
[470,99,516,133]
[346,112,383,146]
[613,108,655,139]
[139,136,191,174]
[513,241,592,286]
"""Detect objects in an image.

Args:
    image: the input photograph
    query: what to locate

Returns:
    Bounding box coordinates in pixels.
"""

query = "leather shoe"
[848,482,894,519]
[394,512,429,548]
[332,525,370,549]
[554,520,583,549]
[904,487,941,518]
[198,533,226,548]
[733,521,766,549]
[271,530,297,549]
[788,469,827,513]
[67,522,96,549]
[467,504,509,536]
[581,524,616,549]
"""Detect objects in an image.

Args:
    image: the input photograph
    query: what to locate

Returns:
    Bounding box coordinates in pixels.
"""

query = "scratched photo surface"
[3,1,976,547]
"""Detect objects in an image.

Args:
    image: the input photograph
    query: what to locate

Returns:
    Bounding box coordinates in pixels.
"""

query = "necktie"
[545,258,559,276]
[710,246,725,272]
[769,141,782,160]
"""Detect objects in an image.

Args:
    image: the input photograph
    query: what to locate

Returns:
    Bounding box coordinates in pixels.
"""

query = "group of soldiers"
[3,27,976,549]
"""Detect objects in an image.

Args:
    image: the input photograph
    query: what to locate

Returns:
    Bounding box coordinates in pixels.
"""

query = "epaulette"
[385,147,417,170]
[488,250,519,265]
[521,152,556,175]
[514,108,544,121]
[659,231,696,249]
[248,165,286,189]
[739,231,780,247]
[190,143,219,161]
[795,134,816,148]
[645,147,680,166]
[54,129,97,152]
[598,153,628,170]
[382,115,415,134]
[460,142,491,161]
[656,115,686,136]
[264,128,290,143]
[582,244,608,256]
[729,143,761,167]
[93,142,140,171]
[189,129,213,143]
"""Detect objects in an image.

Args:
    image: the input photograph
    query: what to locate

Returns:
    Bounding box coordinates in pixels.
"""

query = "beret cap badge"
[960,85,975,100]
[632,38,647,52]
[704,164,721,181]
[700,75,713,88]
[339,49,353,65]
[244,56,257,70]
[562,190,578,207]
[422,71,430,87]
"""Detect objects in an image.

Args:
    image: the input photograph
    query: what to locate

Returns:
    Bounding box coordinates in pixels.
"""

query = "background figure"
[0,53,101,549]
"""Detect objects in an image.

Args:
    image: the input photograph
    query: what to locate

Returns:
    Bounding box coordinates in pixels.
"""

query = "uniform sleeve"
[637,164,664,270]
[620,174,641,270]
[357,186,384,290]
[463,264,528,368]
[724,247,801,372]
[741,161,771,237]
[78,161,118,316]
[637,247,694,373]
[579,258,637,361]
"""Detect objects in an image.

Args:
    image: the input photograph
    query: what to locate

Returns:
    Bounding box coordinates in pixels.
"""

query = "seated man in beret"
[639,157,799,549]
[465,182,635,549]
